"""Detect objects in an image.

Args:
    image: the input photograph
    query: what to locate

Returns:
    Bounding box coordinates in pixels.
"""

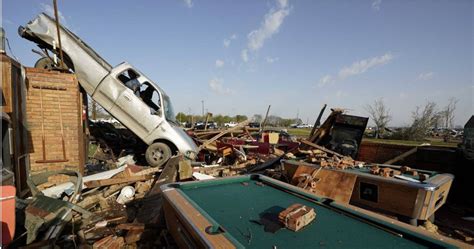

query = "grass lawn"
[286,128,312,137]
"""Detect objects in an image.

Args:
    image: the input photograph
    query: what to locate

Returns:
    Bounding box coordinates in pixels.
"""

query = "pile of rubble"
[187,120,300,178]
[369,165,428,180]
[14,156,185,248]
[14,114,440,247]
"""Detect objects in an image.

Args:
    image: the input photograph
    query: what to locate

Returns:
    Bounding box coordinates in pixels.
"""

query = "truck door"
[95,64,163,140]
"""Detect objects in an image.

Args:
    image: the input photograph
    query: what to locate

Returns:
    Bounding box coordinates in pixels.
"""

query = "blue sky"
[2,0,473,126]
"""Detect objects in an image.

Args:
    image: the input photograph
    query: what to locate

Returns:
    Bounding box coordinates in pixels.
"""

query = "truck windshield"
[162,94,177,124]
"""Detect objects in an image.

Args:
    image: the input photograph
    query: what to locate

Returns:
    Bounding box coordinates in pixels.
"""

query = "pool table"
[281,160,453,225]
[161,174,465,248]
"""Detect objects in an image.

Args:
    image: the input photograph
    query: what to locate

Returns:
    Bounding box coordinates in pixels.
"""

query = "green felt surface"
[177,176,444,249]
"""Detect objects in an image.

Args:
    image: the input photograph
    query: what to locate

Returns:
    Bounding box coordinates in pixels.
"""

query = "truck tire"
[34,57,55,70]
[145,142,171,167]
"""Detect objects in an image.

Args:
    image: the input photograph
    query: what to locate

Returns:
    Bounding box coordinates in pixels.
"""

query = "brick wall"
[25,68,84,184]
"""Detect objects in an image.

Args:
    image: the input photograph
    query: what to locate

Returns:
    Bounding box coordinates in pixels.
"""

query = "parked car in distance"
[194,121,217,130]
[224,122,237,128]
[248,122,261,128]
[291,123,313,128]
[19,13,198,167]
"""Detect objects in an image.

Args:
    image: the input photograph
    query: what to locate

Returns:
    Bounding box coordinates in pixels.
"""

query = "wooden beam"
[383,146,419,165]
[204,112,212,131]
[84,175,153,188]
[53,0,65,69]
[308,109,342,143]
[261,105,271,130]
[198,120,250,151]
[309,104,327,139]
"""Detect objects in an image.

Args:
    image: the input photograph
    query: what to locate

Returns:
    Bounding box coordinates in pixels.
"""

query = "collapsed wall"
[25,68,85,183]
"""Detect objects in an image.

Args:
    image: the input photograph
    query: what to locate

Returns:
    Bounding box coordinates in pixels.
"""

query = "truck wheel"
[145,142,171,167]
[34,57,55,70]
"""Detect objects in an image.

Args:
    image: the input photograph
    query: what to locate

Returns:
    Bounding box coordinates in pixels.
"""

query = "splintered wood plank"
[311,169,357,204]
[284,161,357,204]
[84,175,153,188]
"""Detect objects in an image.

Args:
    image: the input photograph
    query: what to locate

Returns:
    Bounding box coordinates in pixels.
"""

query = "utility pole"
[187,107,192,123]
[201,100,204,117]
[53,0,65,69]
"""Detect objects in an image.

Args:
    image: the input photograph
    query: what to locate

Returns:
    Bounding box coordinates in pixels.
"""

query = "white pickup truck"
[19,13,198,167]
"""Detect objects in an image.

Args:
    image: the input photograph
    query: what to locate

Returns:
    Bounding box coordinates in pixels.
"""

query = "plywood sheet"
[311,170,357,204]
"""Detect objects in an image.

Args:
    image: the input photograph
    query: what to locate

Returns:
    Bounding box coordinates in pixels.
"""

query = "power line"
[5,38,19,61]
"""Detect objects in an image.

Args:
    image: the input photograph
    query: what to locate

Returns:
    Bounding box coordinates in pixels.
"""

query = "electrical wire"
[5,37,19,61]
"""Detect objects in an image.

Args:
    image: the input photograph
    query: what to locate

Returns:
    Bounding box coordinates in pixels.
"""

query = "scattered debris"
[192,172,215,181]
[419,220,439,234]
[454,229,473,242]
[278,204,316,232]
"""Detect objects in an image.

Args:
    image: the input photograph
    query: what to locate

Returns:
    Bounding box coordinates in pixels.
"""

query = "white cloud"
[183,0,193,8]
[318,75,333,87]
[338,52,393,79]
[40,3,68,26]
[223,34,237,48]
[399,92,407,99]
[241,49,249,62]
[265,57,279,63]
[209,78,232,95]
[215,59,225,68]
[417,72,434,81]
[317,52,393,87]
[247,2,290,51]
[242,0,290,61]
[372,0,382,11]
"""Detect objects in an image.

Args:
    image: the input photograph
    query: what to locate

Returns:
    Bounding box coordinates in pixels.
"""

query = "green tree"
[235,115,248,122]
[213,114,225,126]
[223,115,232,123]
[175,112,188,123]
[252,114,263,123]
[280,118,294,127]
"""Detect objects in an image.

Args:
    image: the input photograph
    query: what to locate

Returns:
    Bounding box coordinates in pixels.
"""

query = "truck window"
[162,93,177,123]
[140,82,161,114]
[118,69,141,96]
